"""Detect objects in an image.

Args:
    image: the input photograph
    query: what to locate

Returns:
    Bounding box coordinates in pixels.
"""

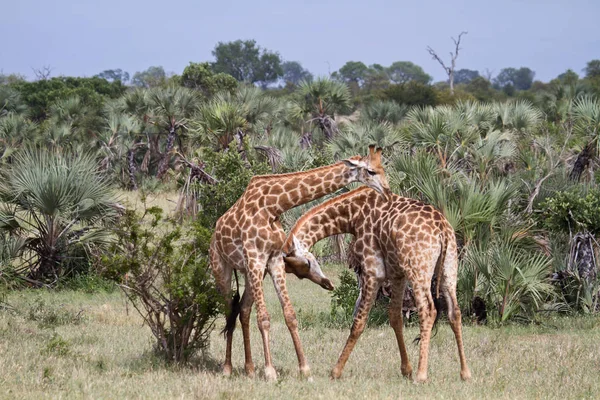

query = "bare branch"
[426,31,467,96]
[426,47,450,75]
[32,65,53,81]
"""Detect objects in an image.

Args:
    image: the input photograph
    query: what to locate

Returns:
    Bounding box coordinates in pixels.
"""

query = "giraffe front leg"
[245,258,277,381]
[331,274,379,379]
[388,278,412,378]
[413,283,437,383]
[268,256,311,378]
[239,287,255,378]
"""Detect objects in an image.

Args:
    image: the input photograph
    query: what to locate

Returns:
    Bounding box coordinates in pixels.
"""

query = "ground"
[1,262,600,400]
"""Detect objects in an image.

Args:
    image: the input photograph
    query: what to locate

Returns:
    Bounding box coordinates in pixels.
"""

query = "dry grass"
[1,262,600,400]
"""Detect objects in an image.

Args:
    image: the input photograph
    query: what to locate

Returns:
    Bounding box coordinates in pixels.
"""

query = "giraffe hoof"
[330,368,342,380]
[245,364,255,378]
[222,365,232,377]
[401,367,413,379]
[461,369,472,381]
[264,366,278,381]
[414,373,428,384]
[299,365,311,379]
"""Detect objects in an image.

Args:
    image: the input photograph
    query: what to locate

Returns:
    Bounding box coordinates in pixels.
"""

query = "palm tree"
[328,121,407,159]
[0,149,118,285]
[145,86,200,179]
[291,78,352,141]
[360,100,408,125]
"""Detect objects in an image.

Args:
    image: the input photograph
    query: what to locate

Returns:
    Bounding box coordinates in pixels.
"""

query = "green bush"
[538,188,600,235]
[99,205,223,363]
[330,270,390,327]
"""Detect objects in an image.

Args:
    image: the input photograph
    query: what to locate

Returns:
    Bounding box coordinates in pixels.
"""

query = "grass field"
[1,261,600,400]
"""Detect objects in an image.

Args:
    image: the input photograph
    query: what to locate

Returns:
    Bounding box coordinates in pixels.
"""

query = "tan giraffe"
[210,146,391,381]
[283,186,471,383]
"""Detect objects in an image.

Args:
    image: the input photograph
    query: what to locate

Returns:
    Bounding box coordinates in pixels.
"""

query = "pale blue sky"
[1,0,598,82]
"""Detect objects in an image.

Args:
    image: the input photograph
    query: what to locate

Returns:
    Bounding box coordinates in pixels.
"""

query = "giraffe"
[283,186,471,383]
[210,146,392,381]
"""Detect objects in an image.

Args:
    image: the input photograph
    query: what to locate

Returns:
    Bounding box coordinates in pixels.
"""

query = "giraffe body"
[284,186,471,382]
[210,147,391,380]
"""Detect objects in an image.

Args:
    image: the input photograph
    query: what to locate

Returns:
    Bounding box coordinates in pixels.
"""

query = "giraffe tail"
[221,270,241,339]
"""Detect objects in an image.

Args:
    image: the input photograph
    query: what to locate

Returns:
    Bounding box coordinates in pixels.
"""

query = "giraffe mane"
[249,156,361,183]
[284,185,372,252]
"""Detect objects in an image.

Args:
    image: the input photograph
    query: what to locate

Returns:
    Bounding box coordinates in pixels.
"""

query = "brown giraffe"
[210,146,391,381]
[283,186,471,383]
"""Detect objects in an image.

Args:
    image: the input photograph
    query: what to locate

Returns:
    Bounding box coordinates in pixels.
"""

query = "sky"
[1,0,599,83]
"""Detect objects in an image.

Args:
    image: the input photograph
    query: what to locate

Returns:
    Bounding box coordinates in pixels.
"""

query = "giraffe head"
[284,235,334,291]
[343,145,392,201]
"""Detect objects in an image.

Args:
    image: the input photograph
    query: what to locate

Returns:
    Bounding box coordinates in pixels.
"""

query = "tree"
[211,40,283,87]
[465,77,497,102]
[180,62,237,96]
[292,78,352,140]
[131,66,167,88]
[0,149,118,284]
[381,82,437,107]
[584,60,600,79]
[10,77,126,121]
[336,61,369,87]
[386,61,432,84]
[96,69,130,84]
[427,31,468,95]
[556,69,579,85]
[494,67,535,91]
[454,69,480,84]
[281,61,313,85]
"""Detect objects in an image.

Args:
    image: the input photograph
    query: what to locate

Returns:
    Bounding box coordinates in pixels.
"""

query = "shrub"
[0,149,118,286]
[330,270,390,327]
[99,205,223,363]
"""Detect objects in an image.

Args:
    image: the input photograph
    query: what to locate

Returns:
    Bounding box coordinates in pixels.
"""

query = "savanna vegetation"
[2,38,600,398]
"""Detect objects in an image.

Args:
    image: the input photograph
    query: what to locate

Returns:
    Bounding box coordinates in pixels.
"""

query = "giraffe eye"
[367,169,377,176]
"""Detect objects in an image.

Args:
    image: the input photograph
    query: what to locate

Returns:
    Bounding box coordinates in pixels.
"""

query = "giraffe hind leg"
[388,277,412,378]
[209,250,235,377]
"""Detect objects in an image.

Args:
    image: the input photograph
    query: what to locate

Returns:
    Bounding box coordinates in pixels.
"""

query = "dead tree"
[427,31,468,95]
[32,65,53,81]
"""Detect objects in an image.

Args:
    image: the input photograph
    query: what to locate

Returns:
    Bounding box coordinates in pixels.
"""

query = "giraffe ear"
[342,158,367,169]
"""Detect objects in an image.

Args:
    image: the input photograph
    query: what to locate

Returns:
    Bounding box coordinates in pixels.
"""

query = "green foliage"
[0,149,118,284]
[539,188,600,235]
[494,67,536,91]
[381,82,437,107]
[180,62,238,96]
[131,66,167,88]
[386,61,432,84]
[10,77,126,120]
[195,144,269,228]
[336,61,369,86]
[95,69,130,84]
[454,69,480,85]
[211,39,283,87]
[99,205,223,363]
[462,235,554,322]
[330,270,389,327]
[281,61,313,85]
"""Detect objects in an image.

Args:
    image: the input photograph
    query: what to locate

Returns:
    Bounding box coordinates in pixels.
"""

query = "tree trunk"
[570,232,598,284]
[127,148,138,190]
[157,126,177,179]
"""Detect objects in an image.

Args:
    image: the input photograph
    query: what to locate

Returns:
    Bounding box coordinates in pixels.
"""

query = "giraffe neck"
[284,186,373,252]
[252,161,358,214]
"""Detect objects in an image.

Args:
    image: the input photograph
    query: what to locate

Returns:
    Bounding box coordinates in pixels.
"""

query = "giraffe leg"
[267,255,311,378]
[239,285,255,378]
[388,277,412,378]
[209,253,234,376]
[245,256,277,381]
[331,275,379,379]
[413,282,437,383]
[443,282,471,381]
